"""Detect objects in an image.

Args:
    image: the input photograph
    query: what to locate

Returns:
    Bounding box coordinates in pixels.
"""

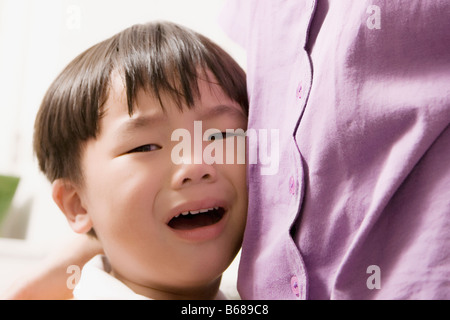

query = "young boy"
[32,21,248,299]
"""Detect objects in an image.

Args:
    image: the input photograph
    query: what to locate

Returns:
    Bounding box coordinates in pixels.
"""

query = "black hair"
[33,21,248,186]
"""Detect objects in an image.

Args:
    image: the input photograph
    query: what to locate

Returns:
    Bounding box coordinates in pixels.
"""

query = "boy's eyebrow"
[116,114,167,136]
[115,104,245,137]
[199,104,247,120]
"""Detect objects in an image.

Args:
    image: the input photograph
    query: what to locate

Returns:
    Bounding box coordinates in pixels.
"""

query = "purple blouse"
[221,0,450,299]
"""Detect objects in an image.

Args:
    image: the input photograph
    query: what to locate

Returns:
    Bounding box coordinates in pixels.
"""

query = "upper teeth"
[176,207,219,218]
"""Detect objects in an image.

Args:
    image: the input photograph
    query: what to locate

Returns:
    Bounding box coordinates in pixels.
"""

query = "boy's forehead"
[98,73,246,140]
[107,70,128,109]
[104,69,245,118]
[103,70,163,117]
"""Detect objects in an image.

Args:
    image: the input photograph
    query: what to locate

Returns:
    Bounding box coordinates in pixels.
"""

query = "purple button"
[291,276,300,298]
[289,176,296,195]
[296,83,302,99]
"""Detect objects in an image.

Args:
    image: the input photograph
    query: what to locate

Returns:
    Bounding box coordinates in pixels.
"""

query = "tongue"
[169,211,222,230]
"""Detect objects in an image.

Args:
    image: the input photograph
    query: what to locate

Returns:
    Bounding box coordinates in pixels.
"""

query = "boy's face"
[76,71,247,298]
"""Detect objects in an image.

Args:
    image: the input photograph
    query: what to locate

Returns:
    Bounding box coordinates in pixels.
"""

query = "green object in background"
[0,175,20,227]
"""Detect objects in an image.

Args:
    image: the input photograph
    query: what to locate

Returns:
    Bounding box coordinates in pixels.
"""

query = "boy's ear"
[52,179,93,234]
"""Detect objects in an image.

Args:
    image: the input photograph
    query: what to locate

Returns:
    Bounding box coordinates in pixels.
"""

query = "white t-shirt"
[73,254,227,300]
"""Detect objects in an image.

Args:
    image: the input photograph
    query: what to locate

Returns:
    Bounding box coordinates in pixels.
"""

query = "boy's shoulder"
[72,254,150,300]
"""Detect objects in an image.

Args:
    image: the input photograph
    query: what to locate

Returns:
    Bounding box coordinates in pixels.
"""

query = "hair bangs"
[113,22,210,115]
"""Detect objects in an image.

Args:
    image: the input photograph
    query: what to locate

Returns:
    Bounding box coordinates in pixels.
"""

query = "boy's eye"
[208,132,227,141]
[127,144,161,153]
[207,132,243,141]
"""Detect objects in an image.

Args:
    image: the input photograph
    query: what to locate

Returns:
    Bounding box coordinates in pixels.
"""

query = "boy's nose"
[171,161,217,190]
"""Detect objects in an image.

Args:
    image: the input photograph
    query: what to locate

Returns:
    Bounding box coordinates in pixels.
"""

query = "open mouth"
[168,207,226,230]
